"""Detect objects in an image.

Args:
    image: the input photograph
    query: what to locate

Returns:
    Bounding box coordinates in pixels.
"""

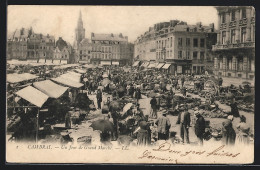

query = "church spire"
[75,10,85,45]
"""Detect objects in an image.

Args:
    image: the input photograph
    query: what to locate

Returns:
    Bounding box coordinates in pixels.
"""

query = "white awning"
[53,60,60,64]
[156,63,165,69]
[132,61,140,67]
[100,61,111,66]
[162,63,171,69]
[112,61,119,65]
[147,63,156,68]
[141,62,150,67]
[7,73,38,84]
[46,59,53,63]
[61,72,81,83]
[16,86,49,108]
[33,80,68,98]
[27,59,38,63]
[60,60,68,64]
[79,60,89,64]
[74,69,87,74]
[51,77,84,88]
[38,59,45,63]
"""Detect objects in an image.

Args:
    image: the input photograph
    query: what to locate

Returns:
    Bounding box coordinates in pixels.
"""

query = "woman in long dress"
[236,115,250,146]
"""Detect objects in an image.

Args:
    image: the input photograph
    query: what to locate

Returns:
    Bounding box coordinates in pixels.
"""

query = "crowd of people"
[7,63,253,147]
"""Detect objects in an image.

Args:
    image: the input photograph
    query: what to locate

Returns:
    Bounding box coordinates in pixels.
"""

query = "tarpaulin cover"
[74,69,87,74]
[112,61,119,65]
[16,86,49,108]
[100,61,111,66]
[38,59,45,63]
[33,80,68,98]
[53,60,60,64]
[162,63,171,69]
[51,77,84,88]
[7,73,38,83]
[147,63,156,68]
[60,60,68,64]
[132,61,140,67]
[156,63,165,69]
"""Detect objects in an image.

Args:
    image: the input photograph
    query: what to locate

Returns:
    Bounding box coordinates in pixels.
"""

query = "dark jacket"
[150,98,157,109]
[176,111,191,126]
[195,115,206,136]
[96,91,102,101]
[230,102,240,117]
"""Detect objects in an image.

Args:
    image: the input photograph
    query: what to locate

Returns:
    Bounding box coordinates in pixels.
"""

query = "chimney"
[20,28,24,35]
[119,33,123,38]
[91,33,94,37]
[196,22,202,28]
[111,33,114,37]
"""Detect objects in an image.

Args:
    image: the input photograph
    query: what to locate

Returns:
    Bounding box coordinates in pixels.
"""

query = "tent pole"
[36,108,39,143]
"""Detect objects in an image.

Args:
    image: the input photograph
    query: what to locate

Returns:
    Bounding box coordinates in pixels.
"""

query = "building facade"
[135,20,216,75]
[53,37,73,64]
[74,12,134,66]
[7,27,55,61]
[212,6,255,79]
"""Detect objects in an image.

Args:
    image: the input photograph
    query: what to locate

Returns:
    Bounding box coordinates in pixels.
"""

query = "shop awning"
[60,60,68,64]
[141,62,150,67]
[51,77,84,88]
[7,73,38,84]
[147,63,156,68]
[27,59,38,63]
[156,63,165,69]
[79,60,89,64]
[66,72,82,82]
[46,59,53,64]
[38,59,45,63]
[100,61,111,66]
[53,60,60,64]
[33,80,68,98]
[16,86,49,108]
[112,61,119,65]
[132,61,140,67]
[74,69,87,74]
[162,63,171,69]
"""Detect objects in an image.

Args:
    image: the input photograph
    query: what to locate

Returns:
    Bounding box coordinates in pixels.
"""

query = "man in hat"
[194,111,206,146]
[96,89,103,109]
[150,96,158,119]
[176,105,191,144]
[155,112,171,140]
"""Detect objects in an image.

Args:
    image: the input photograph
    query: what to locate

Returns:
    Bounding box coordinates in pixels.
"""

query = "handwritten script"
[138,142,240,163]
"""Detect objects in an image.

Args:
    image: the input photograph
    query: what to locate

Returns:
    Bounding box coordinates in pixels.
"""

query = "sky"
[7,6,218,44]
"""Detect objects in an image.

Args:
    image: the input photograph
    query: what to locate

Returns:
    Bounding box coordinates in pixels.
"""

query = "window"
[178,51,182,59]
[186,38,190,47]
[170,37,173,47]
[231,29,236,43]
[193,38,198,47]
[186,51,190,59]
[200,52,205,60]
[80,56,82,60]
[200,39,205,47]
[222,13,226,23]
[80,50,82,54]
[178,38,182,47]
[241,8,246,19]
[222,31,226,44]
[241,27,246,42]
[231,10,236,21]
[193,51,198,60]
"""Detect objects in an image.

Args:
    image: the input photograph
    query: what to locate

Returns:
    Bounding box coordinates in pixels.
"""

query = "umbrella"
[102,74,108,78]
[123,103,133,114]
[242,81,251,85]
[166,84,172,91]
[226,93,234,99]
[90,119,114,132]
[101,78,111,86]
[98,86,104,90]
[149,92,161,98]
[110,101,121,111]
[83,78,88,82]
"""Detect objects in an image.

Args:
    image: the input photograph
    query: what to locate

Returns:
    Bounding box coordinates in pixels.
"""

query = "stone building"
[53,37,73,64]
[212,6,255,79]
[135,20,216,75]
[7,27,55,61]
[74,11,134,66]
